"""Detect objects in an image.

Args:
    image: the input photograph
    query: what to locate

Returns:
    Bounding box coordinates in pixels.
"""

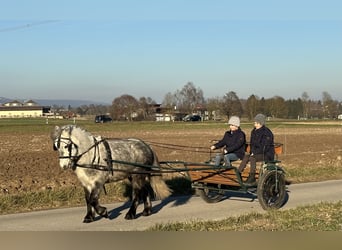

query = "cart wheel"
[197,185,225,203]
[257,170,286,210]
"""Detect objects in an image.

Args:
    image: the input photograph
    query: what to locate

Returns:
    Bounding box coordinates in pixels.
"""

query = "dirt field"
[1,121,342,195]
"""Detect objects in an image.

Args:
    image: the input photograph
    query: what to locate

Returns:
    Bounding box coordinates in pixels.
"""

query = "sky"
[1,0,341,104]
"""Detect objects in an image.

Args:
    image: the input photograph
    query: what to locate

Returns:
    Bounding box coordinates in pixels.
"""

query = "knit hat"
[254,113,266,126]
[228,116,240,127]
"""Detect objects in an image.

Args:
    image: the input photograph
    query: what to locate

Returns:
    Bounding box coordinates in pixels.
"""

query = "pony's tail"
[150,174,172,200]
[149,150,172,200]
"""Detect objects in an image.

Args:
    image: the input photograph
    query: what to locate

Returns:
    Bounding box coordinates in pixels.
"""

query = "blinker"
[53,139,60,151]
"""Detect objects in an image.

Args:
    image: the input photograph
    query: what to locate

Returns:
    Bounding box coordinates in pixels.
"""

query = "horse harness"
[54,135,113,174]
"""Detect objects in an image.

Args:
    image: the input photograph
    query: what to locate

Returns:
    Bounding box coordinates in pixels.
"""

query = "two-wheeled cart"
[159,143,287,210]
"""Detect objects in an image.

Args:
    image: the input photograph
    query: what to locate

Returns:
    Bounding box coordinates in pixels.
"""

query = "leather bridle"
[54,135,113,172]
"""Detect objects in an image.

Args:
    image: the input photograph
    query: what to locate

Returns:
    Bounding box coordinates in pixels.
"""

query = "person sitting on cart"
[238,113,275,184]
[210,116,246,167]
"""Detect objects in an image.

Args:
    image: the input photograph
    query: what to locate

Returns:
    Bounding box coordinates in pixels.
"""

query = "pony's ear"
[51,125,62,140]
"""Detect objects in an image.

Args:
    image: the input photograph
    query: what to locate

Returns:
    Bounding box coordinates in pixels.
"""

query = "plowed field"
[1,121,342,195]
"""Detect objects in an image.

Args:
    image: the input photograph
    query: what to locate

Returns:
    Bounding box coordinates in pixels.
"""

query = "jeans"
[215,153,239,166]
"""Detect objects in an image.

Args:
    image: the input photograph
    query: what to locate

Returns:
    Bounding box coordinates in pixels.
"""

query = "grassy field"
[0,118,342,230]
[148,201,342,231]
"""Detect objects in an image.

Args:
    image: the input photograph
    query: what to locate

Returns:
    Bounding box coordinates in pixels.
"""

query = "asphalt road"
[1,179,342,231]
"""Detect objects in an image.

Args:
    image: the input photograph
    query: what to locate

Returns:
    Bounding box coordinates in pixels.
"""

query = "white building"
[0,100,50,118]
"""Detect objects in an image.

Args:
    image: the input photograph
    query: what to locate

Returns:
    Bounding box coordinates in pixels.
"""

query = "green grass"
[147,201,342,231]
[0,182,130,215]
[0,117,341,134]
[0,178,192,215]
[0,187,85,214]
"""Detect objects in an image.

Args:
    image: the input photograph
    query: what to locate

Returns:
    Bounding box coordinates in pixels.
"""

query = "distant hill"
[35,99,110,107]
[0,97,110,107]
[0,97,11,104]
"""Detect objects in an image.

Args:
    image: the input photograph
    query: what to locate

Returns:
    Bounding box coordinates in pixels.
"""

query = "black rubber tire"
[197,185,225,203]
[257,170,286,210]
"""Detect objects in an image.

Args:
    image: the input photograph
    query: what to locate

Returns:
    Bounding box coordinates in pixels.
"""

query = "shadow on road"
[95,187,290,221]
[152,195,192,215]
[98,195,193,221]
[106,202,131,220]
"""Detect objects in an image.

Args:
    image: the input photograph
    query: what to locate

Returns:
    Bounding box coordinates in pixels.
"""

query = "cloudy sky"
[1,0,341,104]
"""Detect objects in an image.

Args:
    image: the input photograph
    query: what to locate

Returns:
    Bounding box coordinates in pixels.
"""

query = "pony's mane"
[51,124,94,141]
[62,125,94,139]
[62,124,87,133]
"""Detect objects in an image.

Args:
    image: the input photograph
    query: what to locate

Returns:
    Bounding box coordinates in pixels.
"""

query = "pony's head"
[51,125,81,170]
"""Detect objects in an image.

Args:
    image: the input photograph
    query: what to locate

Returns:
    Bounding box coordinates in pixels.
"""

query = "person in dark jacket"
[210,116,246,166]
[238,113,275,184]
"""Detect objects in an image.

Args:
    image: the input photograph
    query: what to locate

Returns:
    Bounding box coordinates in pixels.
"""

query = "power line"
[0,20,60,33]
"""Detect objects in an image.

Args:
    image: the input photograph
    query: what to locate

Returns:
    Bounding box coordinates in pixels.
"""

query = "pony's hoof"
[83,217,94,223]
[124,213,136,220]
[142,209,152,217]
[101,211,109,219]
[98,207,109,218]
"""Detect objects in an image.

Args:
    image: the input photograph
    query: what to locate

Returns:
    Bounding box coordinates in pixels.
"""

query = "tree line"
[67,82,342,121]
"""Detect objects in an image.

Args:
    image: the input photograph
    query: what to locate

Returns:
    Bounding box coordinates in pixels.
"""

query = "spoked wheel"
[196,184,225,203]
[257,170,286,210]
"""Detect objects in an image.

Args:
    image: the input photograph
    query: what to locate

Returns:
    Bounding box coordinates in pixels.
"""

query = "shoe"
[245,174,256,184]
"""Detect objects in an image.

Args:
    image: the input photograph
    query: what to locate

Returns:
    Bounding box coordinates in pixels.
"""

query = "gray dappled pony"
[51,125,171,223]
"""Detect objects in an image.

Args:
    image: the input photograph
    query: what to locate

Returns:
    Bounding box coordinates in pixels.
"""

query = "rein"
[73,159,220,175]
[145,140,210,154]
[56,134,214,174]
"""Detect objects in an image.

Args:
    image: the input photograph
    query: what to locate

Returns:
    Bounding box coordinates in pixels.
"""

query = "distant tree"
[206,96,223,120]
[311,100,324,118]
[90,104,109,115]
[179,82,205,113]
[268,96,288,118]
[111,94,139,121]
[75,105,88,116]
[301,92,310,118]
[173,89,182,111]
[162,82,205,114]
[222,91,243,119]
[322,91,338,119]
[338,102,342,116]
[245,94,260,120]
[162,92,176,109]
[138,96,156,120]
[258,97,267,115]
[286,98,303,119]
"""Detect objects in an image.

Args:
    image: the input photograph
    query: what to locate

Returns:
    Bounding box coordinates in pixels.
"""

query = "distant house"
[0,100,51,118]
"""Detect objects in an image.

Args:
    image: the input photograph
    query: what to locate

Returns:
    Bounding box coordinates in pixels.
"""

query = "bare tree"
[268,96,288,118]
[138,97,156,120]
[222,91,243,119]
[179,82,205,113]
[162,92,176,109]
[162,82,205,114]
[206,96,223,120]
[245,94,260,120]
[322,91,338,119]
[301,92,310,118]
[111,94,139,121]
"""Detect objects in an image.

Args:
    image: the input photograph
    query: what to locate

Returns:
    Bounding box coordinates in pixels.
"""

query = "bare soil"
[1,123,342,195]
